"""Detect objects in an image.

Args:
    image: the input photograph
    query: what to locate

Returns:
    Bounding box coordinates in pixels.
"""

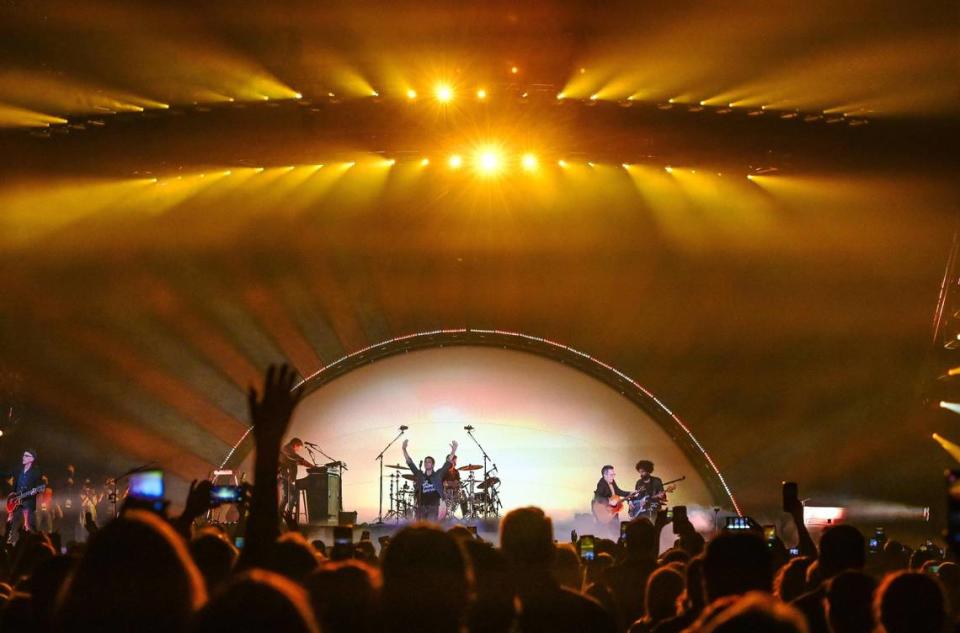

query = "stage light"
[510,66,519,74]
[521,154,538,171]
[664,166,673,173]
[949,367,960,377]
[558,159,568,168]
[590,94,599,101]
[621,163,630,169]
[476,88,487,100]
[294,92,303,99]
[474,147,503,176]
[371,90,380,97]
[420,158,430,166]
[448,154,463,169]
[435,84,454,103]
[746,174,755,181]
[406,89,417,100]
[385,158,396,166]
[328,92,336,97]
[941,401,960,415]
[556,93,565,100]
[934,433,960,464]
[254,167,265,173]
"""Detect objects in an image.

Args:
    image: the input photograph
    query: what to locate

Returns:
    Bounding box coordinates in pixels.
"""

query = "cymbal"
[457,464,482,471]
[478,477,500,490]
[401,474,416,481]
[385,464,410,470]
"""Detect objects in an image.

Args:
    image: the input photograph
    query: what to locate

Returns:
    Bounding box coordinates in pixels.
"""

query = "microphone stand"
[466,427,498,480]
[466,427,501,516]
[374,427,406,524]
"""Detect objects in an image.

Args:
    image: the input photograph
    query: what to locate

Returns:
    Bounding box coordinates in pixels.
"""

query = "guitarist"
[630,460,665,521]
[593,465,634,536]
[3,448,43,542]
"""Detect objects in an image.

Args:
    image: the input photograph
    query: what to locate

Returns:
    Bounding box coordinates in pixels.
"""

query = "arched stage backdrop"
[224,329,741,522]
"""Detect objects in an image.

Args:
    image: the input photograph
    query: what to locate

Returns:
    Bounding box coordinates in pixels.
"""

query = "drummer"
[441,454,468,517]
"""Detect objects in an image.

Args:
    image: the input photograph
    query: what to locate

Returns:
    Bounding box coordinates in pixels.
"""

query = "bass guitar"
[627,476,686,518]
[7,484,46,513]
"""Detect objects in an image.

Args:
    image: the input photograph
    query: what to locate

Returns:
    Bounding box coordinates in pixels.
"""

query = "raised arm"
[438,440,458,472]
[402,439,421,476]
[238,364,303,570]
[786,495,817,558]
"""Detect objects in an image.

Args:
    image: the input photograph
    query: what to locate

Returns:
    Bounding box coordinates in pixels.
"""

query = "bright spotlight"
[664,166,673,173]
[293,92,303,99]
[558,159,568,168]
[420,158,430,166]
[510,66,519,74]
[448,154,463,169]
[406,89,417,100]
[941,401,960,416]
[474,148,503,176]
[435,84,454,103]
[476,88,487,100]
[521,154,538,171]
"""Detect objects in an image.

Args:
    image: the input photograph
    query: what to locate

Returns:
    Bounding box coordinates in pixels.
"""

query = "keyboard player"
[279,437,313,519]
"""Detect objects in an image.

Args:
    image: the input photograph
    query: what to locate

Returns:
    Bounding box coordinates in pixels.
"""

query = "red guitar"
[7,484,46,513]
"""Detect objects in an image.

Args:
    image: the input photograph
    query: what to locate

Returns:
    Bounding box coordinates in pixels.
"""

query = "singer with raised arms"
[401,437,458,522]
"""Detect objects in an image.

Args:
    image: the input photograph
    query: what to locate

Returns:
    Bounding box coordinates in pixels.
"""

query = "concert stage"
[225,330,739,538]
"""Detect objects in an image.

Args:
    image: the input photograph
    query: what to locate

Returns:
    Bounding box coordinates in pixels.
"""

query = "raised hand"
[402,439,409,452]
[450,440,458,453]
[182,479,213,519]
[248,364,303,450]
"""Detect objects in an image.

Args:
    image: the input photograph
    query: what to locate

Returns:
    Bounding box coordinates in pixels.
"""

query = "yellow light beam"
[934,433,960,464]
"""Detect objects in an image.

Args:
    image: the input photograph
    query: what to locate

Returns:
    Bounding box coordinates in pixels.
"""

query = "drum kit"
[382,462,502,522]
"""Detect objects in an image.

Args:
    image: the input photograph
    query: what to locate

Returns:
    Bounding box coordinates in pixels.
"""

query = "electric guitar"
[7,484,46,513]
[627,476,686,518]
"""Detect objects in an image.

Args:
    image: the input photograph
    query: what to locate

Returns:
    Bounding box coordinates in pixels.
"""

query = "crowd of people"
[0,364,955,633]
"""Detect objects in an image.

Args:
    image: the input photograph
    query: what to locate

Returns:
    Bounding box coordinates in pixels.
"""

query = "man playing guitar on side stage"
[630,460,666,521]
[3,449,43,542]
[401,438,458,522]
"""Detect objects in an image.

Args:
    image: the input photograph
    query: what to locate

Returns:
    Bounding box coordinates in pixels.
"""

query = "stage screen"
[286,345,722,527]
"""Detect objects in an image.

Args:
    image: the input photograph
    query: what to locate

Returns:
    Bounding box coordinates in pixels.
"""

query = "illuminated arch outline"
[221,328,742,515]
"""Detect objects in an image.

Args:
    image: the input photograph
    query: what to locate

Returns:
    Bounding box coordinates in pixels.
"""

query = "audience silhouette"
[0,363,954,633]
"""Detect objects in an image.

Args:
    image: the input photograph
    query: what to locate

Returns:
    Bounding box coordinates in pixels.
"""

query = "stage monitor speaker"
[298,472,341,523]
[338,511,357,526]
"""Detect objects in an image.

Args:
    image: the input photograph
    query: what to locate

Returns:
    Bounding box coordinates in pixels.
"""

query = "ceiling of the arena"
[0,0,957,516]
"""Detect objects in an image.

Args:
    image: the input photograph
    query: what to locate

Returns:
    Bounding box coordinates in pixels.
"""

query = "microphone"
[464,425,474,431]
[304,441,321,447]
[399,425,409,431]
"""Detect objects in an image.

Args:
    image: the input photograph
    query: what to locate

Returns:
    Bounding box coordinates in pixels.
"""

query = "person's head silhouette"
[702,532,773,601]
[55,510,206,633]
